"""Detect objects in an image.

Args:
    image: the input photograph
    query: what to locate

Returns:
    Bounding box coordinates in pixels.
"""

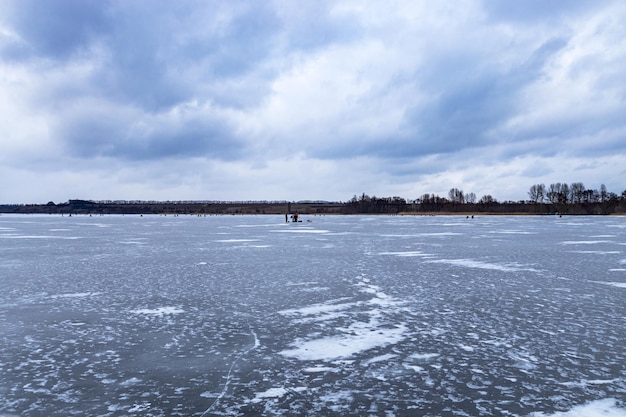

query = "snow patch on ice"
[250,387,307,404]
[568,250,621,254]
[251,387,288,402]
[120,377,142,386]
[560,378,620,388]
[377,251,432,257]
[285,281,319,286]
[279,298,355,317]
[319,391,354,411]
[362,353,397,366]
[303,366,338,373]
[528,398,626,417]
[215,239,259,243]
[489,230,535,234]
[50,292,100,299]
[410,353,440,360]
[560,240,612,245]
[597,281,626,288]
[271,229,329,234]
[417,232,463,236]
[131,306,184,316]
[280,323,407,361]
[0,235,81,239]
[425,258,535,272]
[127,402,151,412]
[280,280,408,359]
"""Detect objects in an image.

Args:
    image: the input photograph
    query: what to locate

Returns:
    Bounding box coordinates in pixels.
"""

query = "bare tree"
[528,184,546,203]
[558,183,570,204]
[600,184,608,202]
[570,182,585,203]
[448,188,465,204]
[547,183,560,203]
[479,195,497,204]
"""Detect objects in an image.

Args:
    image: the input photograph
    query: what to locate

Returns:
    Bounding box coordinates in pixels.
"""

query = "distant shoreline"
[1,199,625,216]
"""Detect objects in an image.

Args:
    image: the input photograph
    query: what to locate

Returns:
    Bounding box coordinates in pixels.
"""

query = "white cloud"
[1,0,625,203]
[497,2,626,153]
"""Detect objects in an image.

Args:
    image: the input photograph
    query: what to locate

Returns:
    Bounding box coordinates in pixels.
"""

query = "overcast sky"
[1,0,625,203]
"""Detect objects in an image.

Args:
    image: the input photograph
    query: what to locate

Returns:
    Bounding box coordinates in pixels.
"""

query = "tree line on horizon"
[346,182,626,214]
[1,182,625,215]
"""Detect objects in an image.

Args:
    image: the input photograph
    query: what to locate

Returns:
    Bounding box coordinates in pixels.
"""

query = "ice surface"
[0,214,625,416]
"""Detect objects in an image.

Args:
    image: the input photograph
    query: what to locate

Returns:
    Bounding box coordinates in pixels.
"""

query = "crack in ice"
[199,323,260,417]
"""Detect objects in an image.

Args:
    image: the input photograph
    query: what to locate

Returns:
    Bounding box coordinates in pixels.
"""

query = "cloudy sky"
[1,0,625,203]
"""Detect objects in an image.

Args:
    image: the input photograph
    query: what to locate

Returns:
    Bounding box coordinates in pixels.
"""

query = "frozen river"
[0,214,624,416]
